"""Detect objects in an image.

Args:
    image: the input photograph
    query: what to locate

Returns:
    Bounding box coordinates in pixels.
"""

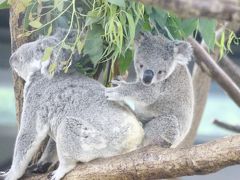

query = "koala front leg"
[143,115,180,147]
[105,80,160,106]
[30,138,58,174]
[4,124,49,180]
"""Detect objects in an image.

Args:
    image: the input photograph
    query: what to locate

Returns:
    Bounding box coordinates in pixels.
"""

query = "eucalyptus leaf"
[0,0,9,9]
[181,18,198,38]
[199,18,216,50]
[42,47,54,61]
[83,25,104,66]
[119,49,133,74]
[107,0,125,8]
[29,19,42,28]
[151,8,167,27]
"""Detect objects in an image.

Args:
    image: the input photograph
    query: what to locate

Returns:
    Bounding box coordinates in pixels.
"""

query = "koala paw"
[105,87,120,101]
[111,80,126,86]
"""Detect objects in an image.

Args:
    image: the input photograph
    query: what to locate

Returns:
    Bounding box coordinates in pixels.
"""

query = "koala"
[10,28,80,81]
[105,33,194,148]
[2,37,144,180]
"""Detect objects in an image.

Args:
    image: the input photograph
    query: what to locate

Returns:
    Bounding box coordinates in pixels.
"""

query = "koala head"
[134,33,192,86]
[9,36,60,80]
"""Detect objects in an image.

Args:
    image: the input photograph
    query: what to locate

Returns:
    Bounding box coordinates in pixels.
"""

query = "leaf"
[166,14,184,39]
[48,63,57,75]
[151,8,167,27]
[0,0,10,9]
[42,47,54,61]
[54,0,64,11]
[126,12,135,46]
[181,18,198,38]
[83,25,104,66]
[47,24,53,35]
[199,18,216,50]
[119,49,133,74]
[77,39,84,54]
[107,0,125,8]
[29,18,42,28]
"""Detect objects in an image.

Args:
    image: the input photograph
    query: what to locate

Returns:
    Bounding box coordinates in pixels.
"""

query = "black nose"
[143,69,154,84]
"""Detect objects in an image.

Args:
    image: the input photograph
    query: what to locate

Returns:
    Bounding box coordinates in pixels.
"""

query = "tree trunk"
[9,3,46,164]
[9,7,26,127]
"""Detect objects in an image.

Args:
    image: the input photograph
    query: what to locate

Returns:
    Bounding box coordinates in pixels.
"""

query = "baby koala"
[3,34,144,180]
[105,33,194,147]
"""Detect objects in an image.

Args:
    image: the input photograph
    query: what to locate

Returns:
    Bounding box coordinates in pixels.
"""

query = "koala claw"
[47,172,54,180]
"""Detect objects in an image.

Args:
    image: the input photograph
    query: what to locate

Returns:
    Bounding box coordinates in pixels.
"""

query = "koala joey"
[105,33,194,148]
[3,35,144,180]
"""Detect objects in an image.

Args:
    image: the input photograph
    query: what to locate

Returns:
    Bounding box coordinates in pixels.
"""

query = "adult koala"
[2,32,144,180]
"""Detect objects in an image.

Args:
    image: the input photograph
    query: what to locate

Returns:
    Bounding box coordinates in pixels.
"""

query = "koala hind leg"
[31,138,58,174]
[5,125,49,180]
[143,115,180,147]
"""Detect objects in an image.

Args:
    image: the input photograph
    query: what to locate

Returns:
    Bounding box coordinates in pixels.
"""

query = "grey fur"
[9,29,79,80]
[4,35,144,180]
[105,33,194,147]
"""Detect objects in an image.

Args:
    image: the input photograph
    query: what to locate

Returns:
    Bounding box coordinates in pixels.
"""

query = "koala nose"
[143,69,154,84]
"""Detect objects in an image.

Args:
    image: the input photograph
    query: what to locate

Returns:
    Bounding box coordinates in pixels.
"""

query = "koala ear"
[134,32,150,47]
[174,41,193,65]
[37,37,58,52]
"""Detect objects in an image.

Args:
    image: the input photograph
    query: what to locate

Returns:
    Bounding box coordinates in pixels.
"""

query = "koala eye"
[158,70,166,74]
[140,64,143,68]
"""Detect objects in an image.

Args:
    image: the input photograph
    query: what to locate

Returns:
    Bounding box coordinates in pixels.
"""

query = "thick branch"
[136,0,240,22]
[213,119,240,133]
[25,135,240,179]
[188,38,240,107]
[219,56,240,87]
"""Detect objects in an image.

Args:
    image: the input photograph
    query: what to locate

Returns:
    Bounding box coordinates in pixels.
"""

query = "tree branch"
[188,38,240,107]
[219,56,240,87]
[213,119,240,133]
[24,135,240,179]
[135,0,240,22]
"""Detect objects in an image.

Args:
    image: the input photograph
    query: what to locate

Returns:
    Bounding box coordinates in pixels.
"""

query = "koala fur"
[9,28,79,80]
[3,34,144,180]
[105,33,194,147]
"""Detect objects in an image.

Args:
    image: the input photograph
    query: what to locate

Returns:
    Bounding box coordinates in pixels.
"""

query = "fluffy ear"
[36,37,58,53]
[134,32,150,47]
[174,41,193,65]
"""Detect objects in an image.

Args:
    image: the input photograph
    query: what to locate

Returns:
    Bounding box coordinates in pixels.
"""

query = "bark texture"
[24,135,240,180]
[136,0,240,22]
[219,56,240,87]
[9,6,26,127]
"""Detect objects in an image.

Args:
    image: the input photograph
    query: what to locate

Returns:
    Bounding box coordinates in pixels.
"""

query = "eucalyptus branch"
[24,135,240,180]
[213,119,240,133]
[188,38,240,107]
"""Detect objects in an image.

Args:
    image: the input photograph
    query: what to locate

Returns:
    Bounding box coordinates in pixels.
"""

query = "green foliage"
[199,18,216,50]
[0,0,10,9]
[9,0,240,83]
